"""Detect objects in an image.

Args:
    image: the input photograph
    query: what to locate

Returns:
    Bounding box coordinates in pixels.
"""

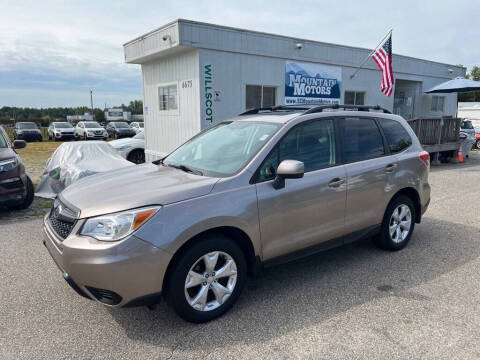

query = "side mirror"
[13,140,27,149]
[272,160,304,190]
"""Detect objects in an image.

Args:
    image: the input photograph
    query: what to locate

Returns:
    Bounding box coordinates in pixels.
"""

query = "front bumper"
[43,214,171,307]
[55,133,78,140]
[0,175,27,206]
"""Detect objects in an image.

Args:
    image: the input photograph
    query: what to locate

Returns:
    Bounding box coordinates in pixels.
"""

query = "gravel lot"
[1,153,480,359]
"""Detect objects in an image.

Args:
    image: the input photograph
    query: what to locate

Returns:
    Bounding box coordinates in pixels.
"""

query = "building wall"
[197,48,458,129]
[141,48,200,161]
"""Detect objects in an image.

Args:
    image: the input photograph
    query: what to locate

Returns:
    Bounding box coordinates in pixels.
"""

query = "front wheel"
[476,140,480,150]
[374,195,415,251]
[165,235,247,323]
[127,149,145,164]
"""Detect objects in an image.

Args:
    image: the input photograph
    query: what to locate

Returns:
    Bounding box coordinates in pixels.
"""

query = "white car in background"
[109,131,145,164]
[76,121,108,140]
[130,122,144,134]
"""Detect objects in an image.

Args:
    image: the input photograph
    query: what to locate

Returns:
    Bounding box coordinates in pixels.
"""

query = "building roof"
[124,19,465,80]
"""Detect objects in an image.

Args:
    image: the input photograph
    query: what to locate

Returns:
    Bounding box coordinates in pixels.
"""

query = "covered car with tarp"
[36,141,133,199]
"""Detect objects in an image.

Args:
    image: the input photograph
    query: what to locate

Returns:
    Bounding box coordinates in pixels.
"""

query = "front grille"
[85,286,122,305]
[94,130,102,135]
[48,203,77,240]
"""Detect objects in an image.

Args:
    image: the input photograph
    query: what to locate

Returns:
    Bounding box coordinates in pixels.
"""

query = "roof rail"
[303,104,391,114]
[240,105,311,115]
[240,104,391,116]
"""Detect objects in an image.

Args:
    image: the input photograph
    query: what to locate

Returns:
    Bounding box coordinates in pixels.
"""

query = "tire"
[127,149,145,164]
[10,176,34,210]
[165,234,247,323]
[374,195,415,251]
[476,140,480,150]
[84,133,87,141]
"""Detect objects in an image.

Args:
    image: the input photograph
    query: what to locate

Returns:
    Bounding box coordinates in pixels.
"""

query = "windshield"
[84,122,101,128]
[54,123,73,129]
[133,131,144,139]
[113,122,129,128]
[164,121,280,177]
[17,123,37,129]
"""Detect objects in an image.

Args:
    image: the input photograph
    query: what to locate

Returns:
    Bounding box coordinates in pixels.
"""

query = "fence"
[406,118,461,154]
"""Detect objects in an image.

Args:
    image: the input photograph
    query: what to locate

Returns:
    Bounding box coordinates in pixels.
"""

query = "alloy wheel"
[389,204,412,243]
[184,251,237,312]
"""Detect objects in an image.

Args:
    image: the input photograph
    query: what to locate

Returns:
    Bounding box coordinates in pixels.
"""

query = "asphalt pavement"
[1,153,480,359]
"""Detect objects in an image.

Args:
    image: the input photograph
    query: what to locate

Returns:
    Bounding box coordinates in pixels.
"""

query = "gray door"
[255,119,347,261]
[341,117,398,233]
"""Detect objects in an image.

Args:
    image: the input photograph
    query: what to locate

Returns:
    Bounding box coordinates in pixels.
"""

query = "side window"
[343,117,385,163]
[257,119,336,181]
[378,119,412,153]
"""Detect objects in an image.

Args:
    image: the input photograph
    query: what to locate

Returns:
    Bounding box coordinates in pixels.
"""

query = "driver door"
[254,118,347,261]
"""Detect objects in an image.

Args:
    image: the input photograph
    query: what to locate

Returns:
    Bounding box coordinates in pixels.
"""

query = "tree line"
[0,100,143,126]
[458,66,480,102]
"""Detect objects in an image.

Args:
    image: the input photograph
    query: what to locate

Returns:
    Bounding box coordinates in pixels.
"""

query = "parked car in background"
[461,120,478,151]
[48,122,78,141]
[76,121,108,140]
[106,121,136,139]
[13,122,42,142]
[0,126,34,210]
[43,104,430,323]
[130,122,144,134]
[109,131,145,164]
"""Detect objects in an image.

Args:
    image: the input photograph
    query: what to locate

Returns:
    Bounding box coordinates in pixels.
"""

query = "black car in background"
[106,121,136,139]
[14,122,43,142]
[0,126,34,210]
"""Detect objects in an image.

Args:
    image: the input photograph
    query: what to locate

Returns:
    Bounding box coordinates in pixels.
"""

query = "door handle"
[385,163,398,173]
[328,178,345,188]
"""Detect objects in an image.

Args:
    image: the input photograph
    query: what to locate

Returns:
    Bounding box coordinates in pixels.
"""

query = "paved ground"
[1,153,480,359]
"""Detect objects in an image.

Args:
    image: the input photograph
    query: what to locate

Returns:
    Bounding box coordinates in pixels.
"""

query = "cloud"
[0,0,478,107]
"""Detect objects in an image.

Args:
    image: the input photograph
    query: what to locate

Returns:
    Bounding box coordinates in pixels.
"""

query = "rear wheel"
[165,235,247,323]
[127,149,145,164]
[374,195,415,251]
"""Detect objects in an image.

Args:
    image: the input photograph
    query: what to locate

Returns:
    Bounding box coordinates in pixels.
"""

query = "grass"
[0,141,61,220]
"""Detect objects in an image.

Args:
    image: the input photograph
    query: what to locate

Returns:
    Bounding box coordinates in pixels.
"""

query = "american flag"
[372,35,394,96]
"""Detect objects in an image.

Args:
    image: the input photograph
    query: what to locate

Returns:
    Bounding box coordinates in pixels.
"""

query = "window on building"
[344,91,365,105]
[431,96,445,112]
[246,85,276,110]
[379,119,412,153]
[342,117,385,162]
[158,84,178,111]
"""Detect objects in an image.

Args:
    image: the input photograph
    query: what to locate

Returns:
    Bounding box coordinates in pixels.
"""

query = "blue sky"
[0,0,477,108]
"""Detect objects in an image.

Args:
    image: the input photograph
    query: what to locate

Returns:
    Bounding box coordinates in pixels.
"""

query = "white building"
[66,113,93,122]
[123,19,466,162]
[458,102,480,120]
[105,108,132,122]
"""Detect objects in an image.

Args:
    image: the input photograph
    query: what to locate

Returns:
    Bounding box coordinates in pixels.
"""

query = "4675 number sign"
[181,80,193,88]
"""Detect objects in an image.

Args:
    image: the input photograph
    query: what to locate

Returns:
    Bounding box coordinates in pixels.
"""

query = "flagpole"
[350,29,393,79]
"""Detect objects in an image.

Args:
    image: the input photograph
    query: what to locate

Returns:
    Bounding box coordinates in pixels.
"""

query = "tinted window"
[257,119,336,181]
[17,123,37,129]
[379,119,412,153]
[343,117,385,162]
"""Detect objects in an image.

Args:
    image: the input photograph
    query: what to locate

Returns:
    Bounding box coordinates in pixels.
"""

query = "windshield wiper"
[166,163,203,176]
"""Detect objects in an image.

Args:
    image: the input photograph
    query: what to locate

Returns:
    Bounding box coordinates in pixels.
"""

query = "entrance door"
[393,80,422,119]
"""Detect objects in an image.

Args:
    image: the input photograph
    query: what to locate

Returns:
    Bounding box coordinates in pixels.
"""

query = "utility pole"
[90,90,95,121]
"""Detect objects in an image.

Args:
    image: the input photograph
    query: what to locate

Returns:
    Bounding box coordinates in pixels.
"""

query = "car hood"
[56,128,75,132]
[59,163,220,218]
[0,147,17,161]
[109,138,144,148]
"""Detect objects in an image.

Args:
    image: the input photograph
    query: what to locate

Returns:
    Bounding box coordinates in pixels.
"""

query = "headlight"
[80,206,160,241]
[0,158,18,172]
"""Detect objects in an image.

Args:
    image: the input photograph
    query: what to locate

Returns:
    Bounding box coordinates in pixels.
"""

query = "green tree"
[458,66,480,102]
[94,109,105,124]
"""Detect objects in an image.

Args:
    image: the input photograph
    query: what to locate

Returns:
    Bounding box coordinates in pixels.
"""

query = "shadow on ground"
[108,216,479,354]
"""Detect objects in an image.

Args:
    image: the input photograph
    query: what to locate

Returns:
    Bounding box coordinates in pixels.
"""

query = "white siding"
[142,49,200,161]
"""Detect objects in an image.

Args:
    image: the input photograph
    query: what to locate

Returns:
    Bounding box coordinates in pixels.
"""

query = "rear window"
[379,119,412,153]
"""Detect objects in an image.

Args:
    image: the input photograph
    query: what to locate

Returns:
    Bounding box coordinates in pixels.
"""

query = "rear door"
[341,117,398,234]
[255,118,347,261]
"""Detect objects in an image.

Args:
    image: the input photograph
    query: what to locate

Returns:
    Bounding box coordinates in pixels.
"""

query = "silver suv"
[43,104,430,323]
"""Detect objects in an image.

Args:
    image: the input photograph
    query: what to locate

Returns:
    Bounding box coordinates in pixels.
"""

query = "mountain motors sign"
[285,61,341,105]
